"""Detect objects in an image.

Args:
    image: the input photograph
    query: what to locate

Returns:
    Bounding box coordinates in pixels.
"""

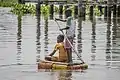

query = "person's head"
[65,7,72,18]
[57,34,64,43]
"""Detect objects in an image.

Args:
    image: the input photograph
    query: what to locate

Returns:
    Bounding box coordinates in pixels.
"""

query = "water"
[0,7,120,80]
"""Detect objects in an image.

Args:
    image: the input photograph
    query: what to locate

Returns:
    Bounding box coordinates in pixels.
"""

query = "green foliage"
[0,0,17,3]
[0,1,59,17]
[86,5,103,16]
[11,4,36,16]
[41,5,49,17]
[54,6,59,13]
[41,5,59,17]
[0,1,36,16]
[0,1,104,17]
[0,2,16,7]
[94,5,104,16]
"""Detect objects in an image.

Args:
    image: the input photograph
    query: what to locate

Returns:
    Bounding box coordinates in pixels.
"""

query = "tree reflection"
[106,17,112,65]
[112,17,120,61]
[36,9,41,63]
[77,17,82,59]
[44,17,49,54]
[91,17,96,61]
[58,71,72,80]
[17,15,22,65]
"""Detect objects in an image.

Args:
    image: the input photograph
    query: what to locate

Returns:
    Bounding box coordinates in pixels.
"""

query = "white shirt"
[66,17,76,37]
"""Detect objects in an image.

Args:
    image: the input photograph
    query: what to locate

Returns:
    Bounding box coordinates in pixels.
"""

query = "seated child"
[45,34,68,62]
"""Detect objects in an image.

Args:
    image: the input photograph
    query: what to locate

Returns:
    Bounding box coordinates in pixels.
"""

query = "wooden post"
[82,4,86,21]
[113,0,117,18]
[89,5,93,17]
[89,4,94,21]
[74,5,78,18]
[49,4,54,19]
[117,5,120,17]
[107,0,111,18]
[78,0,83,17]
[98,2,103,15]
[49,4,54,15]
[78,0,82,31]
[59,4,63,15]
[36,1,41,17]
[59,4,63,19]
[104,1,107,18]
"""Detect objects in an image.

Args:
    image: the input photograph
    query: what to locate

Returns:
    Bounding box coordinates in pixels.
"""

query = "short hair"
[65,9,72,18]
[57,34,64,41]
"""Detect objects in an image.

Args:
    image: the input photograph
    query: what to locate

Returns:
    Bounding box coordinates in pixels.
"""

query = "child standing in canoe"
[45,34,68,62]
[55,7,76,63]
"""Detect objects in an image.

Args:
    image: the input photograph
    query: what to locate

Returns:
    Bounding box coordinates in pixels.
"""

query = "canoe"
[38,60,88,70]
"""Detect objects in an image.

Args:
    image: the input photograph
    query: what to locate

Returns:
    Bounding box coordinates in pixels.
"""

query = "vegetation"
[0,0,17,3]
[11,4,36,16]
[0,0,103,16]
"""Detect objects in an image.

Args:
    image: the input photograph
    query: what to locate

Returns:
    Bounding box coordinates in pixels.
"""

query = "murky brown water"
[0,7,120,80]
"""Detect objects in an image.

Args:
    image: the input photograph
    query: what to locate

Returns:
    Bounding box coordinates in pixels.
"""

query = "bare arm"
[60,26,69,31]
[55,18,66,22]
[49,50,56,56]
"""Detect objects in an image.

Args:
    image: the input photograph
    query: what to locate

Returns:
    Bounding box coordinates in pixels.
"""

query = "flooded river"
[0,7,120,80]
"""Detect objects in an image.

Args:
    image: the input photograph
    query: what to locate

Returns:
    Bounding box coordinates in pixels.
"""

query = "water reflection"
[112,18,120,61]
[112,18,117,60]
[106,17,112,62]
[106,16,120,67]
[17,15,22,65]
[77,17,82,58]
[1,8,120,80]
[36,13,41,62]
[58,71,72,80]
[91,17,96,61]
[44,17,49,54]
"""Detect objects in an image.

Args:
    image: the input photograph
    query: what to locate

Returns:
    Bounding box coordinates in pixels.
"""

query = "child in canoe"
[45,34,68,62]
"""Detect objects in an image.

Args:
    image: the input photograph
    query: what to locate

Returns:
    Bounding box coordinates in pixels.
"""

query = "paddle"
[54,19,85,63]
